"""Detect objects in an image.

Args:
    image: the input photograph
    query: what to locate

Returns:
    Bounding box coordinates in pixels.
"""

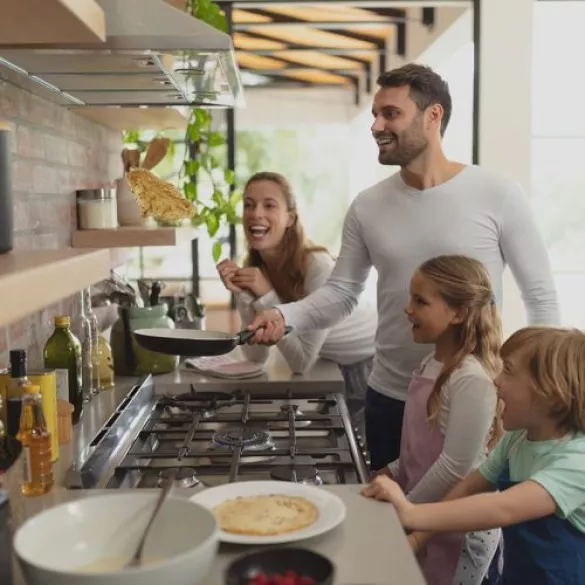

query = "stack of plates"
[183,355,265,379]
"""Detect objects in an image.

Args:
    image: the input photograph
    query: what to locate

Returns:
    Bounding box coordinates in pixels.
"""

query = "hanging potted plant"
[122,0,241,262]
[181,0,241,262]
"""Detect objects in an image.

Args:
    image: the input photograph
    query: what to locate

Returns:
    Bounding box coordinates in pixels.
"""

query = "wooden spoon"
[126,148,140,170]
[142,138,170,170]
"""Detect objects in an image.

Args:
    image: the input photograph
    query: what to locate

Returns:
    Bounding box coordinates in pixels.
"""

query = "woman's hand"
[231,266,272,298]
[216,259,242,293]
[361,476,412,522]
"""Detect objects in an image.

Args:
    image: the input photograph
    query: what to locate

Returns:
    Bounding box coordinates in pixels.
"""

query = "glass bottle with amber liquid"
[6,349,32,436]
[17,384,53,497]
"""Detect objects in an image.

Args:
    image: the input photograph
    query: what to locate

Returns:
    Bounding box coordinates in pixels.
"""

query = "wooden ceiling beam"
[242,8,387,47]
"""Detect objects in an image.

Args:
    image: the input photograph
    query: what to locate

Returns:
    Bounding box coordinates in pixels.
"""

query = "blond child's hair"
[418,255,502,423]
[501,327,585,433]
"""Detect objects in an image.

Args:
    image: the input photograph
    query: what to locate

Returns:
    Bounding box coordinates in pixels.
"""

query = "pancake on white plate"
[213,494,319,536]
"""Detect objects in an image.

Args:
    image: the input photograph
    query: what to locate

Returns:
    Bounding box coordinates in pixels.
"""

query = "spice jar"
[76,188,118,230]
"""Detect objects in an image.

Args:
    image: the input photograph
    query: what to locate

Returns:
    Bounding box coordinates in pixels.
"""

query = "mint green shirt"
[480,430,585,532]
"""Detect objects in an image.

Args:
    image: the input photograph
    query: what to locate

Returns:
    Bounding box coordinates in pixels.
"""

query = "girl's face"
[494,352,546,433]
[404,270,464,345]
[242,180,295,254]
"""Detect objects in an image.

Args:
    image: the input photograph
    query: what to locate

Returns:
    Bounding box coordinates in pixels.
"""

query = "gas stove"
[67,376,369,490]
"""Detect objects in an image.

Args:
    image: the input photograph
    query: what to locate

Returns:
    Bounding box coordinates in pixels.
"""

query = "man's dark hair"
[377,64,452,136]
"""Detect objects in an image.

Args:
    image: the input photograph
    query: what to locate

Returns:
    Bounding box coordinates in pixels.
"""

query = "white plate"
[188,481,346,545]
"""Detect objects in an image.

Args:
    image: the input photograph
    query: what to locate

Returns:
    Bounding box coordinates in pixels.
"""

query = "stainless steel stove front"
[65,377,369,490]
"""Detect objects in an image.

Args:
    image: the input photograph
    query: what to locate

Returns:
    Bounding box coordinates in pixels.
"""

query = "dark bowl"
[225,547,335,585]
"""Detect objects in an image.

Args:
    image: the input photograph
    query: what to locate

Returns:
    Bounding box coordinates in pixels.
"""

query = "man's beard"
[376,121,429,167]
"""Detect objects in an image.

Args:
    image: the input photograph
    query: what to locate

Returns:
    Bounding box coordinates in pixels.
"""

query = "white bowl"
[14,493,219,585]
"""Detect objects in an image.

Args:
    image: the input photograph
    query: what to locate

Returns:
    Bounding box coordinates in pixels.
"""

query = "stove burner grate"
[212,428,273,451]
[160,390,236,419]
[157,467,202,489]
[270,465,323,485]
[270,404,311,429]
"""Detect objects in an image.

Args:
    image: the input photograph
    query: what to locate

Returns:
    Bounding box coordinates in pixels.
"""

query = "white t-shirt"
[278,166,560,400]
[388,354,497,504]
[237,250,376,373]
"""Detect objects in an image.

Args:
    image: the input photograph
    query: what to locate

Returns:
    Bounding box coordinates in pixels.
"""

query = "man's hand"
[216,259,242,293]
[247,308,286,345]
[231,267,272,298]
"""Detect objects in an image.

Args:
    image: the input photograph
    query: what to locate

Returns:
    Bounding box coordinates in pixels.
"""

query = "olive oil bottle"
[17,385,53,497]
[43,316,83,424]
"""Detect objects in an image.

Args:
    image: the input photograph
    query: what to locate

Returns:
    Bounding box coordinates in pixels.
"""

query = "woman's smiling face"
[242,180,294,253]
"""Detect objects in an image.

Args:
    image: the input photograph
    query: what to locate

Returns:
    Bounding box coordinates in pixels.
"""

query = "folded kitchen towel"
[183,355,265,379]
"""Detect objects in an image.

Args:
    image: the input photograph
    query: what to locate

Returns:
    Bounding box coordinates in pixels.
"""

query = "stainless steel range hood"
[0,0,244,108]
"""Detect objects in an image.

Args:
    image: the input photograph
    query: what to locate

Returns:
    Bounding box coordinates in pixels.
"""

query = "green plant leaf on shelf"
[212,240,223,263]
[185,160,200,176]
[208,133,226,147]
[206,213,220,237]
[183,0,241,260]
[184,181,198,201]
[225,169,236,185]
[229,190,241,205]
[212,190,225,206]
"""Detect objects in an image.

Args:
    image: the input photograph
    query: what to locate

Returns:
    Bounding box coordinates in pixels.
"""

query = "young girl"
[375,254,502,585]
[216,171,376,436]
[364,326,585,585]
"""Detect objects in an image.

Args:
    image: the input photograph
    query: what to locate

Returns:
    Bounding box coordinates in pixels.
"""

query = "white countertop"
[12,486,425,585]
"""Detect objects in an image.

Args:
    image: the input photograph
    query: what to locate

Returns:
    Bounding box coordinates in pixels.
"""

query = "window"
[532,1,585,327]
[127,120,352,307]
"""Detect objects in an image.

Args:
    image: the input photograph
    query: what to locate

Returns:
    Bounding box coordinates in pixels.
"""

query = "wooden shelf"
[71,227,199,249]
[0,249,111,327]
[0,0,106,45]
[72,107,189,131]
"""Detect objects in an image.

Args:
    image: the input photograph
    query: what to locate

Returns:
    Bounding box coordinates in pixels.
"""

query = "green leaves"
[208,133,226,147]
[212,240,223,263]
[206,213,220,237]
[184,181,197,201]
[224,169,235,185]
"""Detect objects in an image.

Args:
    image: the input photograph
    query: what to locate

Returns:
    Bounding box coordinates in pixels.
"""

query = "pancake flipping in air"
[126,168,195,222]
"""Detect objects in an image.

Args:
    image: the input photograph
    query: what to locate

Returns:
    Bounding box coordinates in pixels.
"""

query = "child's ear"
[451,307,468,325]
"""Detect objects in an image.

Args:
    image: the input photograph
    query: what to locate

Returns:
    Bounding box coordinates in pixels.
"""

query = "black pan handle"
[237,325,293,345]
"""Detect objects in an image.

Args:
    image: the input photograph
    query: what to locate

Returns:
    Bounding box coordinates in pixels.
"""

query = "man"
[246,63,560,472]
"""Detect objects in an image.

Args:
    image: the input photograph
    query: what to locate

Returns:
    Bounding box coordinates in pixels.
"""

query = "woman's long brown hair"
[243,172,327,303]
[419,255,503,443]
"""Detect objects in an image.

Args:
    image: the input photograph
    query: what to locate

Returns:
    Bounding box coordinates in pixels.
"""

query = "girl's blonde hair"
[243,172,327,303]
[501,327,585,433]
[418,255,502,427]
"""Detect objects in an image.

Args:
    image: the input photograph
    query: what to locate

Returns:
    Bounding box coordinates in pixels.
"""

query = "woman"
[217,171,376,437]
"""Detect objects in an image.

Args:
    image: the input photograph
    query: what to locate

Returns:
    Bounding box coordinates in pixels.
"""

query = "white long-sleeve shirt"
[278,166,560,400]
[387,355,497,503]
[237,251,376,373]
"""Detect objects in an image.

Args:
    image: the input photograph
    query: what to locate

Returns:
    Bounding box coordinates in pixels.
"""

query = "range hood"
[0,0,245,108]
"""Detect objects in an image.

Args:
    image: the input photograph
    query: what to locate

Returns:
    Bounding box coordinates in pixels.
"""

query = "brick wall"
[0,74,123,369]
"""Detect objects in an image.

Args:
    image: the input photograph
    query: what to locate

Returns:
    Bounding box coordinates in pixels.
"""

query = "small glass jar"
[76,188,118,230]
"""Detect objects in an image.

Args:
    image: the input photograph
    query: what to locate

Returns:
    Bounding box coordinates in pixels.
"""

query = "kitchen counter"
[9,352,424,585]
[13,485,425,585]
[147,348,345,395]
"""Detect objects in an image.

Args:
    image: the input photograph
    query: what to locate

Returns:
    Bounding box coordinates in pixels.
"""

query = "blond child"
[375,255,502,585]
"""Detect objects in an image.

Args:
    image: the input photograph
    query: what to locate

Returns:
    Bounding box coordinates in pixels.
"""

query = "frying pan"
[134,326,293,357]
